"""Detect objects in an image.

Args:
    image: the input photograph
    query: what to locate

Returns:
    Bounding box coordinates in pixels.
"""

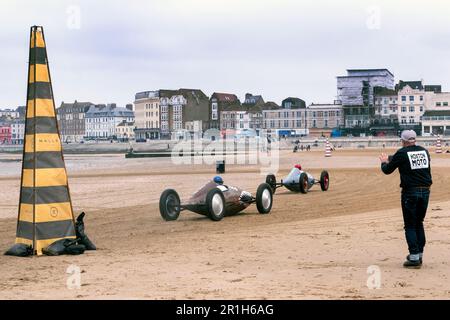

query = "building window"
[420,96,423,101]
[420,106,424,112]
[401,106,407,113]
[424,126,430,133]
[436,102,441,106]
[409,96,414,101]
[401,96,406,102]
[324,120,328,127]
[313,120,316,128]
[444,102,449,106]
[409,106,415,112]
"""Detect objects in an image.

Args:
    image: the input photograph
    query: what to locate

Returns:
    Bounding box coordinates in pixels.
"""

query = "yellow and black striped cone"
[15,26,76,255]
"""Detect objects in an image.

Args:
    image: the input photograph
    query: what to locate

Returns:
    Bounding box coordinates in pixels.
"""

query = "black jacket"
[381,145,432,190]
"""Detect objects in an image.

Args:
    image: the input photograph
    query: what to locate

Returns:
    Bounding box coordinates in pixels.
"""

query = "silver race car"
[159,176,273,221]
[265,164,329,194]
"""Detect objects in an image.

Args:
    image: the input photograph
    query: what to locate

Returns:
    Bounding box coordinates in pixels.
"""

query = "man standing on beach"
[379,130,432,268]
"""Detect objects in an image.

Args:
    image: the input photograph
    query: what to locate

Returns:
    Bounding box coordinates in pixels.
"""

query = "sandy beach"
[0,148,449,299]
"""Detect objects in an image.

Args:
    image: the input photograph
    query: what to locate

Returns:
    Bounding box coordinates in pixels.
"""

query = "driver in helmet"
[213,176,224,185]
[294,164,314,185]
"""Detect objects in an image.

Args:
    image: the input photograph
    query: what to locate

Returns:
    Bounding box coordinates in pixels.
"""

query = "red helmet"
[295,164,302,170]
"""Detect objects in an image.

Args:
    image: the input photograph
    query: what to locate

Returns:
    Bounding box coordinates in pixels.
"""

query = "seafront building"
[57,101,92,143]
[85,104,134,139]
[337,69,395,131]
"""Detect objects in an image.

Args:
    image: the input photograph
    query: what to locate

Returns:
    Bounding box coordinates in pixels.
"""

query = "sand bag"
[75,212,96,250]
[4,243,33,257]
[42,239,85,256]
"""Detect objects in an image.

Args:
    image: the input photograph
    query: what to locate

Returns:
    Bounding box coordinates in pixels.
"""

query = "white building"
[396,81,425,127]
[115,121,135,141]
[159,92,187,137]
[220,109,251,131]
[134,91,161,140]
[422,111,450,136]
[306,102,344,137]
[11,120,25,144]
[85,104,134,139]
[421,91,450,136]
[373,88,398,126]
[0,109,20,119]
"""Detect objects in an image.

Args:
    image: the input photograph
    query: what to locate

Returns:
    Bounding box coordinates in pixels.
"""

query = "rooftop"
[86,104,134,117]
[346,68,394,77]
[211,92,239,103]
[396,80,424,91]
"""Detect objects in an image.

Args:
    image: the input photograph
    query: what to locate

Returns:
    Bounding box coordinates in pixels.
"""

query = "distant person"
[300,145,304,151]
[379,130,432,268]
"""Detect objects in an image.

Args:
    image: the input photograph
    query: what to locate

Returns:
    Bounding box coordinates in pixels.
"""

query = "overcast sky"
[1,0,450,108]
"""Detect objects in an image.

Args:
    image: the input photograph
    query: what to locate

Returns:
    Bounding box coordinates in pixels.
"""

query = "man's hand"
[379,153,389,164]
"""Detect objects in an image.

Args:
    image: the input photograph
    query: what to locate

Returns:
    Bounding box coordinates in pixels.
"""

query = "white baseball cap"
[400,130,417,141]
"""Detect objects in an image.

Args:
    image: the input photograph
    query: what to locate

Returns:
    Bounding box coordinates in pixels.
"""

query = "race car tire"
[299,172,309,194]
[206,188,226,221]
[159,189,181,221]
[256,183,273,214]
[320,170,329,191]
[265,174,277,194]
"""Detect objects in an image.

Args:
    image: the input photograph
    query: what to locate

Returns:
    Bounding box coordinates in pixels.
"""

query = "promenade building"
[85,104,134,139]
[306,102,344,137]
[209,92,240,130]
[57,101,92,142]
[337,69,395,131]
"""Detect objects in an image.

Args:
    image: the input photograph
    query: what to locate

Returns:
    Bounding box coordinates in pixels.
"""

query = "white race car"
[265,164,329,194]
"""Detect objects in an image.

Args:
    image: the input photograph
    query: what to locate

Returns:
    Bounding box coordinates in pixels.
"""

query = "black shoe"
[403,258,421,269]
[406,254,423,265]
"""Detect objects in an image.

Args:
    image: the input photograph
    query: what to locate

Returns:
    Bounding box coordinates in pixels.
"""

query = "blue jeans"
[401,188,430,255]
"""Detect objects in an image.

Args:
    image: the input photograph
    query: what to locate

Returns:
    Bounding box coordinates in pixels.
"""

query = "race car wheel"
[206,188,225,221]
[320,170,329,191]
[265,174,277,194]
[299,172,309,194]
[159,189,181,221]
[256,183,273,214]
